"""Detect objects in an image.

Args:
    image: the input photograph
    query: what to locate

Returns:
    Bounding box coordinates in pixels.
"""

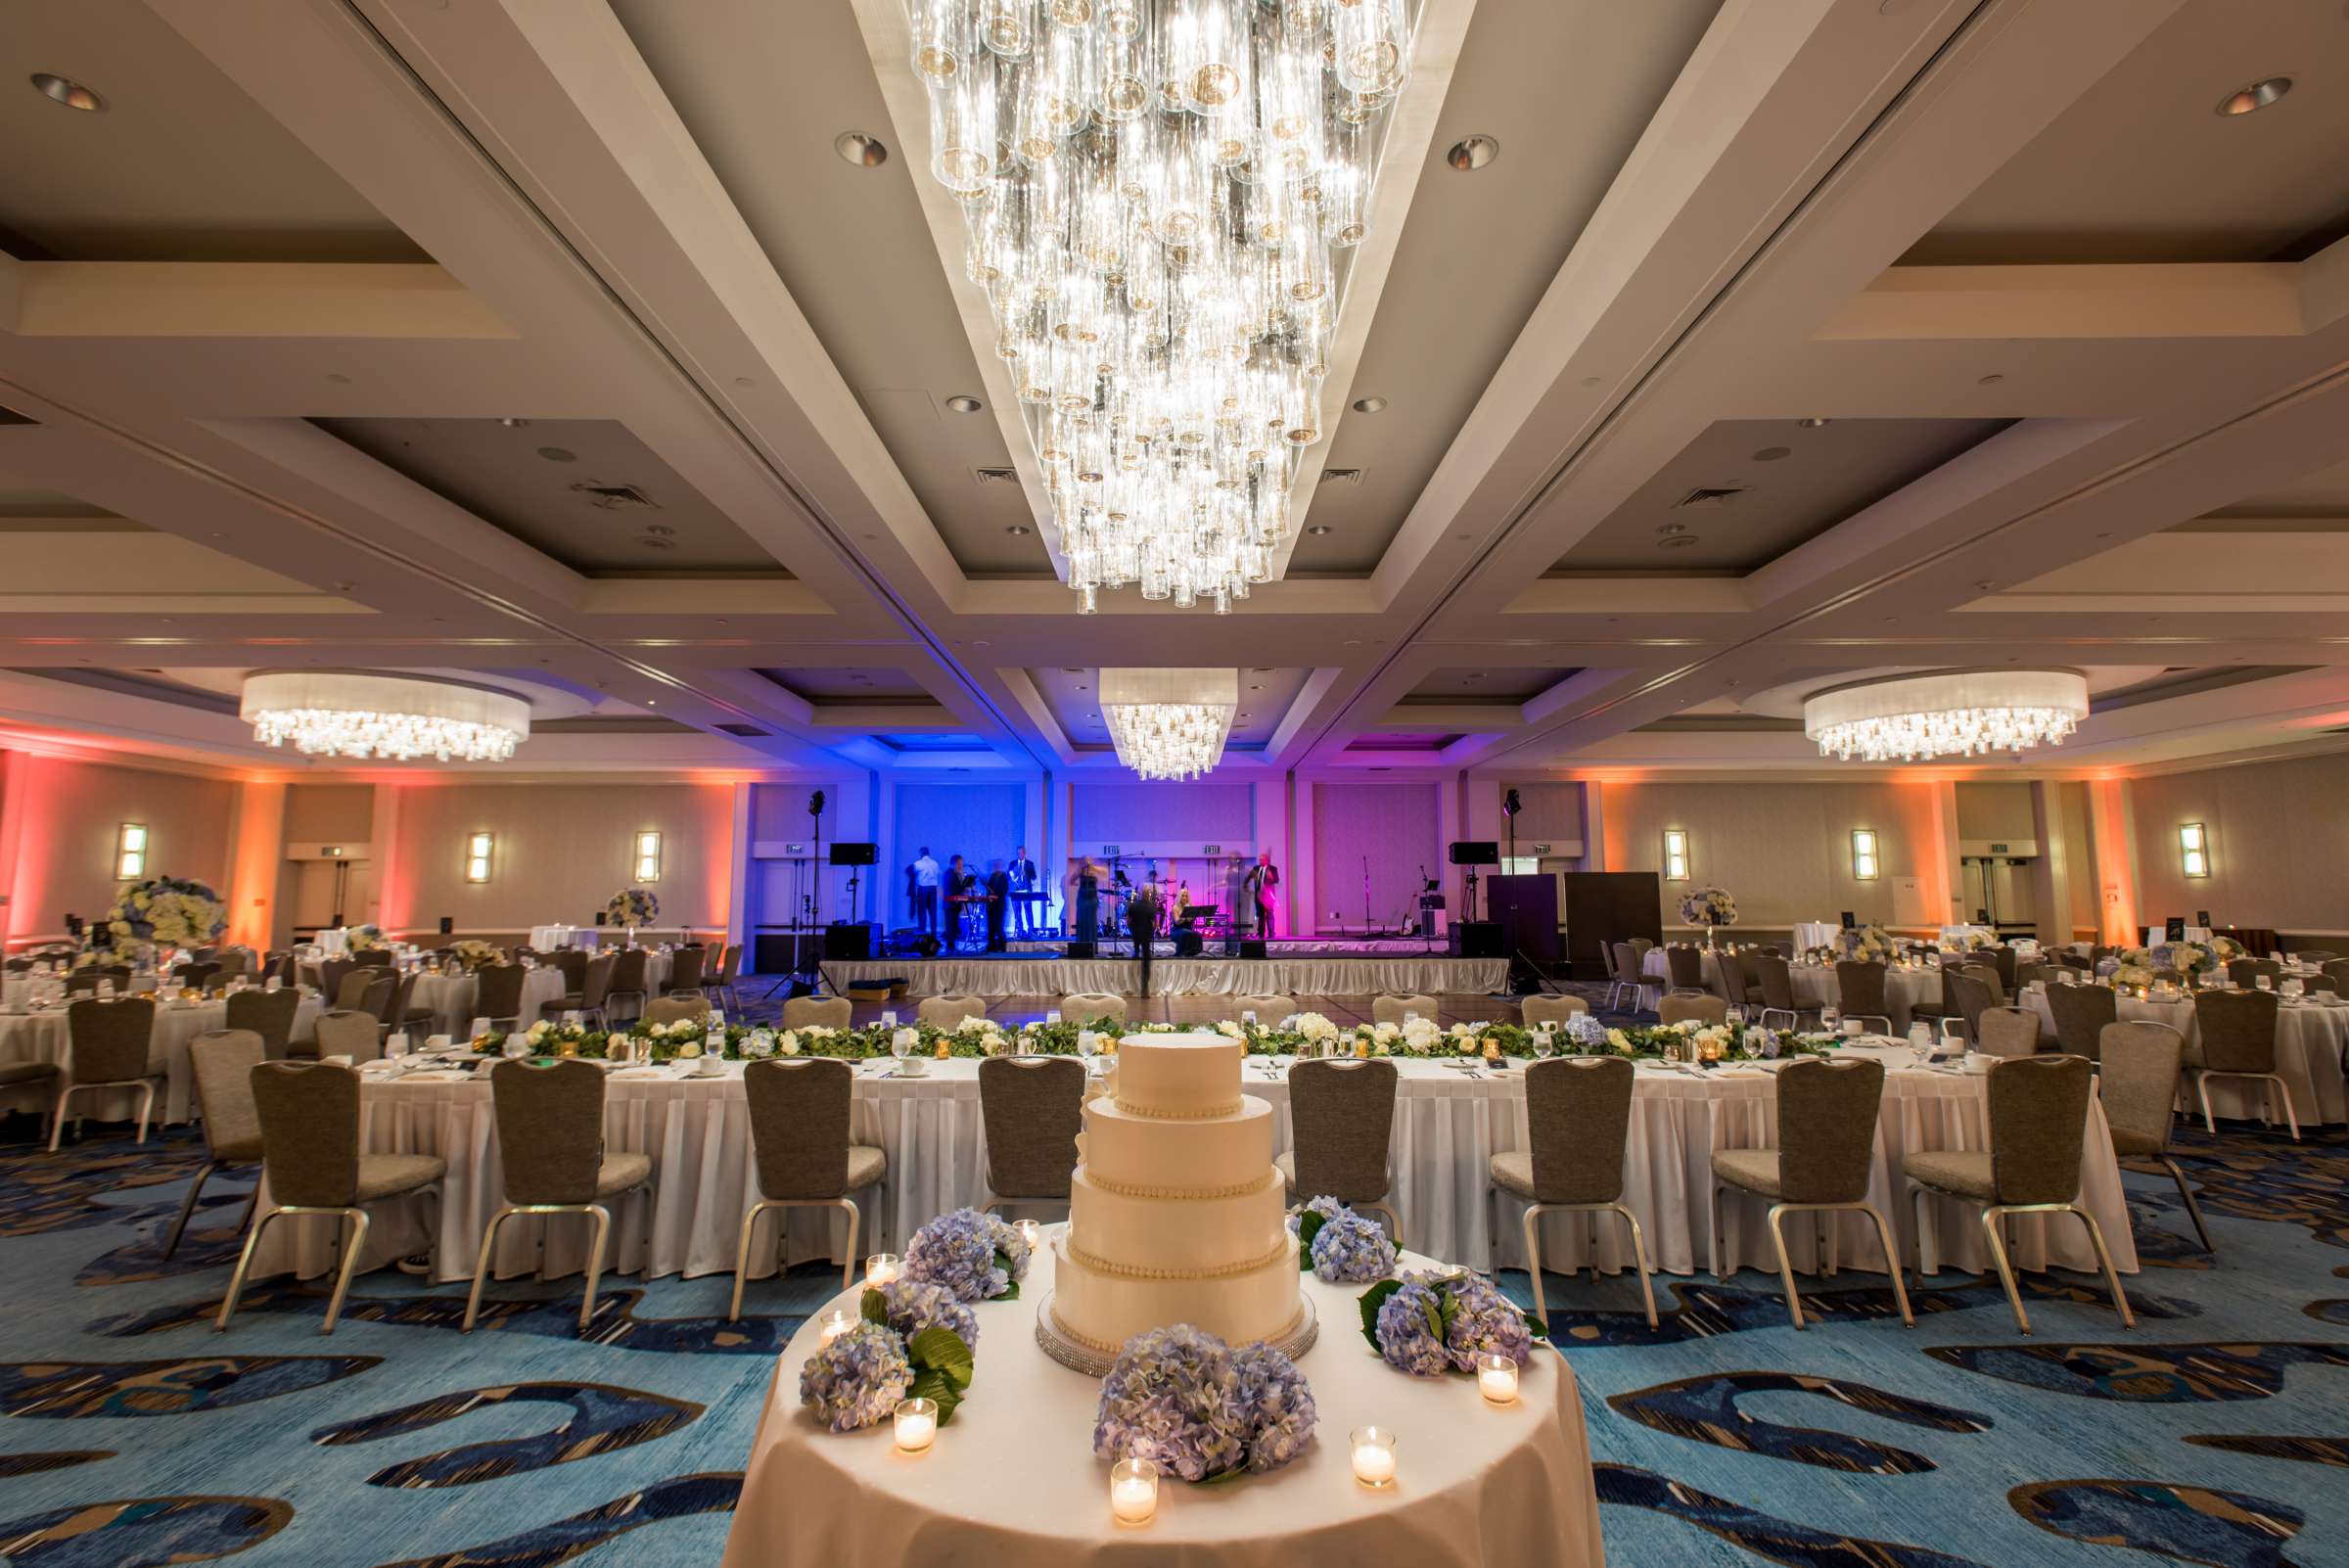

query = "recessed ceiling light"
[1752,445,1791,462]
[325,373,351,385]
[1352,395,1388,414]
[1579,376,1602,389]
[1796,417,1832,429]
[1062,668,1083,672]
[1658,535,1700,549]
[944,394,984,413]
[496,417,530,428]
[1306,524,1332,535]
[644,523,675,536]
[536,446,576,463]
[835,131,889,166]
[638,536,676,550]
[1452,531,1472,541]
[1446,135,1499,172]
[1656,522,1685,536]
[2217,76,2290,116]
[30,72,104,112]
[1977,373,2005,386]
[1005,524,1032,535]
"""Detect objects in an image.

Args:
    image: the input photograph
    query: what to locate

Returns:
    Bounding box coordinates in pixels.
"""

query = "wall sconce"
[1662,829,1689,881]
[465,832,494,884]
[634,831,663,883]
[1851,829,1879,881]
[2179,822,2209,879]
[115,823,148,880]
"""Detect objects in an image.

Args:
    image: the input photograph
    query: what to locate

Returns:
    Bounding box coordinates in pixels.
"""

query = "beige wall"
[2059,780,2097,939]
[284,783,376,843]
[2131,751,2349,935]
[380,781,737,937]
[1955,781,2036,842]
[2,754,238,942]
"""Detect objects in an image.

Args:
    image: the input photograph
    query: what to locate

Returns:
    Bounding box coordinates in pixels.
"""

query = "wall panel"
[1312,781,1439,934]
[2132,752,2349,934]
[5,756,237,942]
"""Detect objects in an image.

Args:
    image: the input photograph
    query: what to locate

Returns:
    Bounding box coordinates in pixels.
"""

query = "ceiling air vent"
[974,467,1022,486]
[1677,485,1749,508]
[715,722,770,737]
[1320,468,1364,486]
[570,482,660,510]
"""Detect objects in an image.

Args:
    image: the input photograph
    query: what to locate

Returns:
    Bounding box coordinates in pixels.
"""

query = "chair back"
[1975,1006,2042,1058]
[1057,992,1126,1025]
[1287,1058,1398,1204]
[490,1057,608,1205]
[1630,938,1655,963]
[1665,945,1705,990]
[919,994,992,1029]
[1369,993,1437,1027]
[1752,953,1798,1011]
[1985,1055,2091,1206]
[68,996,155,1084]
[1596,943,1620,982]
[2227,957,2281,989]
[668,946,706,992]
[1658,992,1727,1028]
[475,964,527,1020]
[1520,993,1589,1029]
[1986,946,2018,991]
[251,1061,361,1207]
[714,944,743,986]
[2295,949,2337,964]
[743,1057,853,1198]
[66,966,132,996]
[1717,948,1749,997]
[2325,958,2349,992]
[980,1056,1086,1199]
[388,971,418,1024]
[2098,1020,2185,1156]
[2192,989,2279,1074]
[579,952,616,1010]
[609,948,650,992]
[313,1008,384,1062]
[225,987,302,1060]
[1613,943,1643,991]
[318,958,355,1000]
[187,1029,266,1161]
[644,995,711,1027]
[1834,960,1888,1018]
[1775,1056,1884,1205]
[215,947,254,982]
[174,962,222,991]
[1523,1056,1632,1205]
[1235,993,1300,1020]
[1948,972,1998,1040]
[335,967,384,1010]
[550,948,588,996]
[782,995,852,1030]
[2046,982,2117,1062]
[1962,962,2006,1005]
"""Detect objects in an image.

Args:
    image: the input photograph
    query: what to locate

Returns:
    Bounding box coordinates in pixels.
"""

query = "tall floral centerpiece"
[82,874,228,972]
[606,889,659,945]
[1839,923,1894,963]
[1680,886,1738,948]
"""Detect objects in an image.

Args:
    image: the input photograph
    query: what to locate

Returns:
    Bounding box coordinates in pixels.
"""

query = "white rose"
[1401,1016,1439,1053]
[1372,1021,1400,1041]
[1457,1037,1480,1055]
[779,1033,800,1056]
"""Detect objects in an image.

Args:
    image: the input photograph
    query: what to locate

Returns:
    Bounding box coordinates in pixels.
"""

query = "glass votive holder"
[893,1397,937,1453]
[1476,1352,1520,1405]
[1016,1218,1043,1253]
[865,1253,901,1287]
[1109,1456,1159,1525]
[1350,1425,1399,1489]
[817,1308,854,1346]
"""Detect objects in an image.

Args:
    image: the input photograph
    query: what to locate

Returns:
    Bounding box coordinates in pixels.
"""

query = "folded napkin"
[611,1067,670,1081]
[390,1069,466,1083]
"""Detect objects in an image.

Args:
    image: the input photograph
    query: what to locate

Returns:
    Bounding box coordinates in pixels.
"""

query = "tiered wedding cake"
[1046,1032,1304,1359]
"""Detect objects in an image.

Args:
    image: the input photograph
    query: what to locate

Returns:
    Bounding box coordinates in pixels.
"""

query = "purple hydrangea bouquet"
[904,1207,1032,1302]
[1360,1269,1543,1378]
[1093,1324,1316,1482]
[1289,1196,1398,1284]
[796,1276,988,1433]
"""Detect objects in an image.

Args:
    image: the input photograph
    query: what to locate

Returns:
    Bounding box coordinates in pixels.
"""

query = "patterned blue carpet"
[0,1102,2341,1566]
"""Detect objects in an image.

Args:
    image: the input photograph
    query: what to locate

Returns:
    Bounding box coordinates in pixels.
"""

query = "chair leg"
[1709,1183,1728,1280]
[214,1210,279,1332]
[2072,1205,2135,1329]
[161,1162,215,1262]
[1364,1202,1402,1254]
[2195,1072,2216,1134]
[2161,1157,2213,1252]
[2271,1076,2299,1142]
[728,1201,766,1322]
[578,1204,612,1332]
[46,1084,73,1152]
[134,1081,155,1145]
[1910,1183,1936,1276]
[839,1196,862,1293]
[1863,1203,1913,1326]
[1764,1203,1806,1330]
[1980,1207,2030,1334]
[322,1209,370,1334]
[1612,1203,1657,1328]
[461,1209,514,1332]
[1520,1202,1547,1328]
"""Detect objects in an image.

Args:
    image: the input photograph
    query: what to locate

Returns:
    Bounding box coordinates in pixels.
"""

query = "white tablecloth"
[721,1242,1606,1568]
[246,1050,2132,1286]
[3,973,160,1007]
[2022,987,2348,1126]
[530,925,599,951]
[1639,949,1943,1031]
[821,956,1505,999]
[0,993,323,1124]
[1792,922,1841,953]
[409,969,571,1034]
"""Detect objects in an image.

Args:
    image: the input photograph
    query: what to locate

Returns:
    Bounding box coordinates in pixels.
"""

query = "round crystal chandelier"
[1803,669,2090,763]
[240,670,531,762]
[1100,667,1236,778]
[910,0,1413,612]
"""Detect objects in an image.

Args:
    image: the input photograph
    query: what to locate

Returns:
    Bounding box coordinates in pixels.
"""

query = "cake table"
[720,1239,1606,1568]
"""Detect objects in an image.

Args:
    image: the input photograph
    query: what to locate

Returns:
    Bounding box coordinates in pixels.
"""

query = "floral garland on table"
[1092,1325,1315,1482]
[1290,1196,1398,1284]
[83,875,228,963]
[606,889,659,928]
[1360,1269,1545,1378]
[1679,886,1737,928]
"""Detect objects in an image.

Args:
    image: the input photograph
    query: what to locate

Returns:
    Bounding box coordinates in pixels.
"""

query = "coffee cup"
[898,1054,931,1078]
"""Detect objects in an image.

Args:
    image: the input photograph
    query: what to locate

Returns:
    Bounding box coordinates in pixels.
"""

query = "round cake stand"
[1034,1288,1318,1377]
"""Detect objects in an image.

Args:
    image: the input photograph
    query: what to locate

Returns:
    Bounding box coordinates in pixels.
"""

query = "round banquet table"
[0,992,323,1124]
[719,1240,1606,1568]
[1638,948,1944,1030]
[407,968,569,1035]
[2020,985,2348,1126]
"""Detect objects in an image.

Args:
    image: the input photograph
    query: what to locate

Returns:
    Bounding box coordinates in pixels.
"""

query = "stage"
[816,946,1505,999]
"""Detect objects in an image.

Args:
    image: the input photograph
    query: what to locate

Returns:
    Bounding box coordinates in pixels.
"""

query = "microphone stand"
[1360,855,1374,938]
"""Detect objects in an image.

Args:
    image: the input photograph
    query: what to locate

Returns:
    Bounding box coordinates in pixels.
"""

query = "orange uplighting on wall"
[2088,776,2139,943]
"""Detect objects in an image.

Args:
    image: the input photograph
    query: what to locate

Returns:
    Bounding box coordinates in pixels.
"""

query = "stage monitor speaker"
[824,921,873,961]
[1453,920,1502,958]
[1066,940,1097,959]
[830,842,879,866]
[438,916,453,936]
[1448,840,1500,866]
[1240,939,1268,960]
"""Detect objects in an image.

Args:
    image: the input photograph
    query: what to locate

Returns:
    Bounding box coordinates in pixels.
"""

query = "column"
[367,783,403,934]
[2027,780,2073,945]
[1040,774,1072,935]
[1581,780,1608,872]
[2084,777,2142,945]
[1286,776,1314,938]
[1929,779,1964,929]
[727,782,754,952]
[0,752,33,946]
[227,778,287,950]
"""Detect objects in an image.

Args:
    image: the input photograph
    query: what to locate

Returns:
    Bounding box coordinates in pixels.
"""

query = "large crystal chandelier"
[1803,669,2090,763]
[909,0,1413,612]
[240,670,531,762]
[1100,668,1237,778]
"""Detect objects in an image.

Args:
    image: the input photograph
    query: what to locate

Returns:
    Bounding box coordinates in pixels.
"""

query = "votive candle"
[1350,1425,1398,1488]
[1477,1353,1519,1405]
[818,1309,853,1346]
[1016,1218,1043,1253]
[894,1397,937,1453]
[1109,1457,1159,1525]
[865,1253,901,1287]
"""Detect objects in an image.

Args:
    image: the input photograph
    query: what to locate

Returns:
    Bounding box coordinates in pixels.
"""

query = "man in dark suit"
[984,858,1011,952]
[1007,845,1038,938]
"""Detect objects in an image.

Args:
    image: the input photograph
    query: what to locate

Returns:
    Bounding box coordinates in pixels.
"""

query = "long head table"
[245,1045,2134,1289]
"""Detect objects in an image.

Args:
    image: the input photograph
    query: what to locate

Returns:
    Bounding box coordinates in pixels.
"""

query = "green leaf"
[1359,1278,1404,1349]
[907,1365,963,1426]
[1523,1313,1549,1342]
[860,1288,889,1326]
[908,1326,976,1391]
[991,1253,1024,1301]
[1199,1461,1251,1485]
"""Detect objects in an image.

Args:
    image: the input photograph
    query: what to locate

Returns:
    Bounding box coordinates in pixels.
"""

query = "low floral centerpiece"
[1679,886,1737,945]
[1290,1197,1398,1284]
[346,922,392,961]
[801,1277,981,1432]
[606,888,659,935]
[904,1207,1031,1303]
[1839,923,1895,963]
[449,938,499,971]
[1092,1325,1315,1482]
[79,874,229,968]
[2143,940,2223,988]
[1361,1269,1545,1377]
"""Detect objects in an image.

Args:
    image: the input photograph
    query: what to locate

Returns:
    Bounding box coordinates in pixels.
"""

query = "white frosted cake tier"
[1077,1094,1274,1195]
[1065,1168,1289,1275]
[1049,1231,1303,1354]
[1108,1033,1245,1119]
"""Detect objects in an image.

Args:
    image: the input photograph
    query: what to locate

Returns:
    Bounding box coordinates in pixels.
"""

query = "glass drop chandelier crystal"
[1100,668,1236,778]
[240,670,531,762]
[1803,669,2090,763]
[910,0,1413,612]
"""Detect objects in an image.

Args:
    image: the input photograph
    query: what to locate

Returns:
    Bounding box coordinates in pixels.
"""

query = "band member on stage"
[1244,851,1280,939]
[1069,854,1102,943]
[984,858,1010,952]
[1008,845,1037,937]
[944,854,976,953]
[911,846,941,934]
[1173,878,1192,924]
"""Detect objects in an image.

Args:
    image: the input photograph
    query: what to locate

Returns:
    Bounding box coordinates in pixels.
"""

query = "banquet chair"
[2185,990,2295,1139]
[1712,1056,1911,1330]
[731,1057,885,1311]
[215,947,254,983]
[1520,993,1589,1030]
[1974,1006,2044,1059]
[224,987,303,1062]
[1664,945,1706,992]
[334,967,388,1011]
[1369,993,1438,1027]
[51,996,161,1151]
[474,964,530,1033]
[1278,1058,1402,1246]
[643,995,710,1028]
[1629,938,1655,965]
[564,952,617,1031]
[2046,982,2117,1065]
[465,1058,655,1332]
[711,944,746,1014]
[2295,949,2337,964]
[164,1030,266,1260]
[781,995,852,1030]
[978,1055,1086,1222]
[2098,1019,2210,1253]
[317,958,356,1001]
[218,1061,445,1335]
[663,946,706,997]
[548,949,588,1006]
[2308,973,2339,996]
[173,962,222,992]
[378,972,421,1039]
[310,1008,385,1063]
[1716,949,1766,1007]
[1944,972,1999,1047]
[2227,958,2282,990]
[1750,953,1805,1033]
[2014,959,2050,991]
[1611,942,1646,1011]
[1491,1056,1655,1328]
[606,948,651,1023]
[920,993,994,1029]
[66,966,133,997]
[1596,937,1622,989]
[2326,959,2349,993]
[1234,993,1300,1022]
[1057,992,1127,1026]
[1902,1055,2132,1335]
[1986,946,2018,992]
[1657,993,1727,1029]
[1964,963,2007,1006]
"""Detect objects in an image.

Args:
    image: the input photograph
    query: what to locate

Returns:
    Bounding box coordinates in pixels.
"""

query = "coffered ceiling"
[0,0,2342,788]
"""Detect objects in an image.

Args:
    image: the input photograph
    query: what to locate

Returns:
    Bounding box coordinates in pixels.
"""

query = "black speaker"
[830,842,879,866]
[438,916,454,935]
[1067,940,1097,959]
[595,910,609,926]
[824,921,873,961]
[1453,920,1502,957]
[1240,939,1268,960]
[1448,841,1500,866]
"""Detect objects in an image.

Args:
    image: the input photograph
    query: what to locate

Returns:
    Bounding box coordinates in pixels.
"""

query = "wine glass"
[1532,1028,1554,1060]
[892,1028,913,1070]
[1819,1004,1840,1036]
